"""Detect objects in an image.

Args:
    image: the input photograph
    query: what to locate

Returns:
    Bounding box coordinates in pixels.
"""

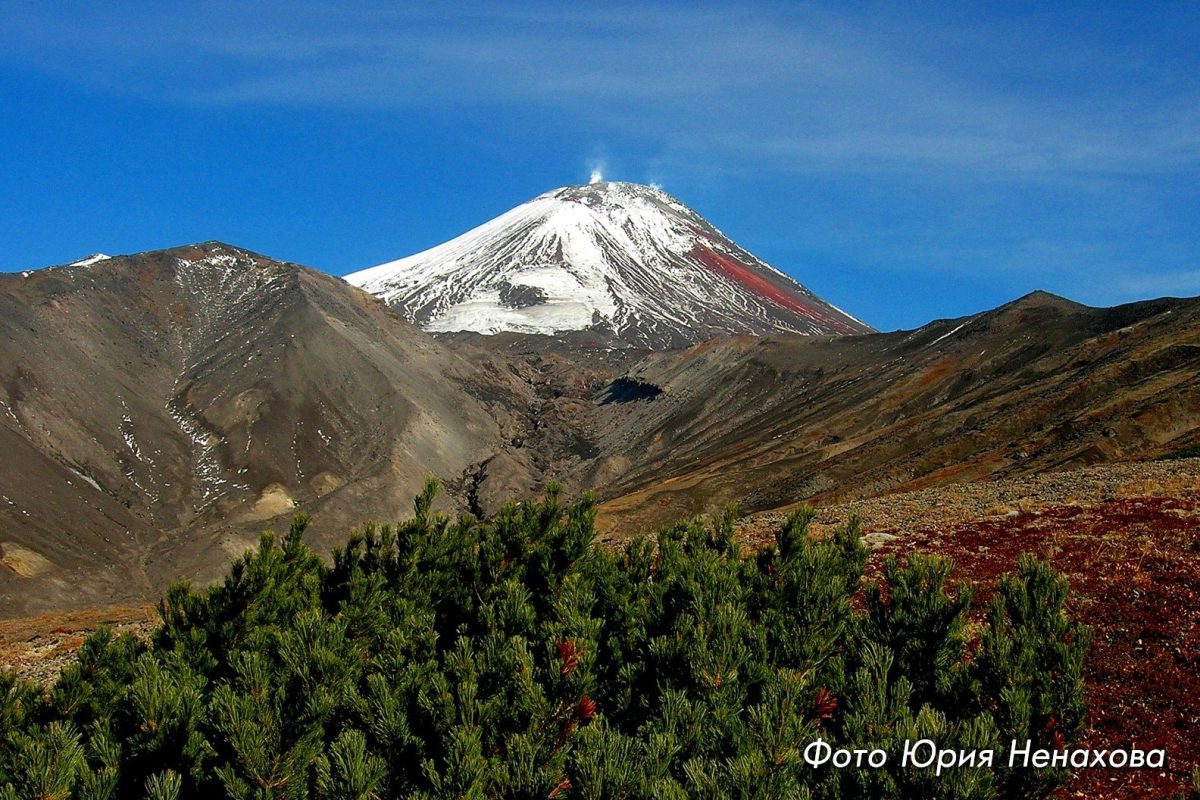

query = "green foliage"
[862,554,975,710]
[975,555,1091,799]
[0,482,1089,799]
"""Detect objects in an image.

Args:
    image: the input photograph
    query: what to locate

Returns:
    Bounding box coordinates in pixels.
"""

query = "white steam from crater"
[587,156,606,185]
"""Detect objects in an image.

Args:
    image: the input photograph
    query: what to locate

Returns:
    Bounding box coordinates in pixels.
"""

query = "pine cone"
[557,639,581,676]
[574,695,597,722]
[811,687,838,726]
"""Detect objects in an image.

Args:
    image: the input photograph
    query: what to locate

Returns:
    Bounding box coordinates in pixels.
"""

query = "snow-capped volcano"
[345,182,872,348]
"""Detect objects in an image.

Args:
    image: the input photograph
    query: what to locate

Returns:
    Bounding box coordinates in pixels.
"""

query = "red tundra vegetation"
[854,495,1199,799]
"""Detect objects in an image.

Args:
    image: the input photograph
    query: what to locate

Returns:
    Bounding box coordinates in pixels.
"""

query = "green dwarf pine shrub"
[0,481,1089,799]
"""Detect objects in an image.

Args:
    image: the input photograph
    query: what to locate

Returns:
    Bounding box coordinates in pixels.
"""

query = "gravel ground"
[0,604,157,686]
[740,458,1200,544]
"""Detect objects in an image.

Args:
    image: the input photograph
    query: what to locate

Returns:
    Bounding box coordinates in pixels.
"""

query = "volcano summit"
[346,182,872,348]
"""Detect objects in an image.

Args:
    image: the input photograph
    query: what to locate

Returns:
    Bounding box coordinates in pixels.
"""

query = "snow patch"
[68,466,102,493]
[166,396,230,510]
[68,253,111,267]
[929,321,970,346]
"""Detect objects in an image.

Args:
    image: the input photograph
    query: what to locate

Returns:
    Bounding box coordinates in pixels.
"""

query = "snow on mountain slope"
[346,182,873,348]
[68,253,112,267]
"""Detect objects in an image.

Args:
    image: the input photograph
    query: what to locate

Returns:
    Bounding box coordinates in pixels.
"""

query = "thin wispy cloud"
[5,2,1196,180]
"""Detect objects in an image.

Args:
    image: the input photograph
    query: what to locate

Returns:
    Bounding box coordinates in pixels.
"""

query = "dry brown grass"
[0,604,157,685]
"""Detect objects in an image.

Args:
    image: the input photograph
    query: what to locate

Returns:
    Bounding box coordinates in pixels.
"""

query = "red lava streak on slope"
[689,244,861,334]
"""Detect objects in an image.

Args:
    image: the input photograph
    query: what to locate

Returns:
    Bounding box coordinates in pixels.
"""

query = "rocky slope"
[346,182,872,347]
[4,241,1200,616]
[0,243,525,613]
[578,291,1200,532]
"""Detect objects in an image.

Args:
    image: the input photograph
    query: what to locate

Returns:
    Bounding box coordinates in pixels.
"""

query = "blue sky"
[2,2,1197,331]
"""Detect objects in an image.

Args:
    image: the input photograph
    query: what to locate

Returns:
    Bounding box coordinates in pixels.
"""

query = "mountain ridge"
[0,243,525,613]
[4,239,1200,615]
